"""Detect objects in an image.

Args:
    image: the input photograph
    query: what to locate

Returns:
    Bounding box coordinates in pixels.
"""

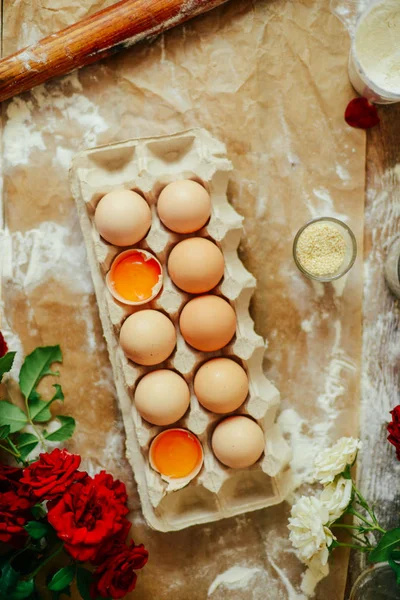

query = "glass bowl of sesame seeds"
[293,217,357,282]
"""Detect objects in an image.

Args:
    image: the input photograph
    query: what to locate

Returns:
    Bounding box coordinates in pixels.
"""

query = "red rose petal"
[388,405,400,461]
[0,332,8,358]
[345,97,380,130]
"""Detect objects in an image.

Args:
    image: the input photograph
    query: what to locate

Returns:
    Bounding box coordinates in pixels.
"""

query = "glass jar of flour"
[332,0,400,104]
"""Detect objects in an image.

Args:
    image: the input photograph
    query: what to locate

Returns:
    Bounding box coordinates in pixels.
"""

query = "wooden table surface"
[345,106,400,596]
[1,1,399,598]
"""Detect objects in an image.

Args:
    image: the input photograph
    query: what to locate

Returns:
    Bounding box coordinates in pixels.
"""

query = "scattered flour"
[269,557,306,600]
[316,320,356,421]
[3,98,46,165]
[3,72,108,168]
[1,218,93,294]
[54,147,75,170]
[335,163,351,182]
[208,566,261,596]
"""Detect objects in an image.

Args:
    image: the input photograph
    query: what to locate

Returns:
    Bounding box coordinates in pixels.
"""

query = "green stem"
[352,483,382,528]
[331,523,385,534]
[23,398,48,452]
[6,381,49,454]
[335,542,374,552]
[0,442,19,458]
[29,542,64,578]
[347,507,375,528]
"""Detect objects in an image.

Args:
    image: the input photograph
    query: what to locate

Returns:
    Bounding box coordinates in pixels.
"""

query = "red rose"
[91,542,148,599]
[21,448,86,501]
[0,332,8,358]
[93,519,132,565]
[0,463,32,547]
[344,97,380,130]
[92,471,128,508]
[388,406,400,460]
[47,474,129,562]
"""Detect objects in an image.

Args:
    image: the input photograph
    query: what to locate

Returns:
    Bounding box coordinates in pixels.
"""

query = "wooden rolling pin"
[0,0,229,103]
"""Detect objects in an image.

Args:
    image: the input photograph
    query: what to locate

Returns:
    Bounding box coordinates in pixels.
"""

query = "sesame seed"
[296,223,347,277]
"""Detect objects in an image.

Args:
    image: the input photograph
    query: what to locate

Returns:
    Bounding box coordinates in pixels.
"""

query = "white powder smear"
[269,557,306,600]
[3,73,108,168]
[208,566,261,596]
[355,0,400,94]
[3,98,46,166]
[1,218,93,294]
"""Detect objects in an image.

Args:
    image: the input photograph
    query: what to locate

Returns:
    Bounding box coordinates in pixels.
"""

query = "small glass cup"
[349,563,399,600]
[293,216,357,282]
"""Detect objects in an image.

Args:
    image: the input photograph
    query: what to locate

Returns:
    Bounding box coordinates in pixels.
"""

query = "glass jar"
[349,563,400,599]
[385,238,400,298]
[293,217,357,282]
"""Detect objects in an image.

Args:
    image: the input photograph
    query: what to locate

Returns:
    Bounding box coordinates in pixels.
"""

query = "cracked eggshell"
[106,248,163,306]
[149,428,204,490]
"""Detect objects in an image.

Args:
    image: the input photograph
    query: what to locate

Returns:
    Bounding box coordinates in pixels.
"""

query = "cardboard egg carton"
[70,128,293,532]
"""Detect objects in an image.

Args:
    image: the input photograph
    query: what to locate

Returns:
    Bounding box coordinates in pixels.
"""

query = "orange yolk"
[151,430,203,479]
[111,252,161,303]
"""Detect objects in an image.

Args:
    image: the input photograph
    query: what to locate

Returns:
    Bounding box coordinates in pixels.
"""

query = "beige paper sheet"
[1,0,365,597]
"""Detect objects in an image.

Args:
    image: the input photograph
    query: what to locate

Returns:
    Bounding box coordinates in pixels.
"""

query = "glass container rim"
[293,216,357,282]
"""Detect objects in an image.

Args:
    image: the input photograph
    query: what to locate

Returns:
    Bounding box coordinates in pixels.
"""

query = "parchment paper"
[1,0,365,598]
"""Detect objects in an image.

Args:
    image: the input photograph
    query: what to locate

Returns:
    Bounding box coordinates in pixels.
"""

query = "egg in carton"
[70,128,293,532]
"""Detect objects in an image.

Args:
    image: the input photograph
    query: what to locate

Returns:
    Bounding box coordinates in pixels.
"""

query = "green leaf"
[392,550,400,561]
[45,416,75,442]
[31,504,46,520]
[76,568,110,600]
[52,587,71,600]
[0,424,11,439]
[369,528,400,563]
[28,396,51,423]
[51,384,64,403]
[10,578,35,599]
[29,384,64,424]
[0,401,28,433]
[48,566,75,592]
[388,556,400,586]
[16,433,39,459]
[24,521,52,540]
[19,346,62,401]
[76,568,92,600]
[0,563,19,596]
[342,464,352,480]
[0,352,16,381]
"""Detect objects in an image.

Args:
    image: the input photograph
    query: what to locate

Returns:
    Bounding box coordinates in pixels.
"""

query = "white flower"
[320,476,352,523]
[301,550,330,597]
[314,437,362,484]
[288,496,334,564]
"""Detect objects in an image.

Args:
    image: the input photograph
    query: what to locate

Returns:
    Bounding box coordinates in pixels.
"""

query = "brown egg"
[157,180,211,233]
[194,358,248,413]
[179,295,236,352]
[212,416,265,468]
[134,370,190,426]
[94,189,152,246]
[120,310,176,366]
[168,238,224,294]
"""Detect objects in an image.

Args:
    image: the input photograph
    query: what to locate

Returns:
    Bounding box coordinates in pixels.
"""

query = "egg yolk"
[111,252,161,303]
[151,430,203,479]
